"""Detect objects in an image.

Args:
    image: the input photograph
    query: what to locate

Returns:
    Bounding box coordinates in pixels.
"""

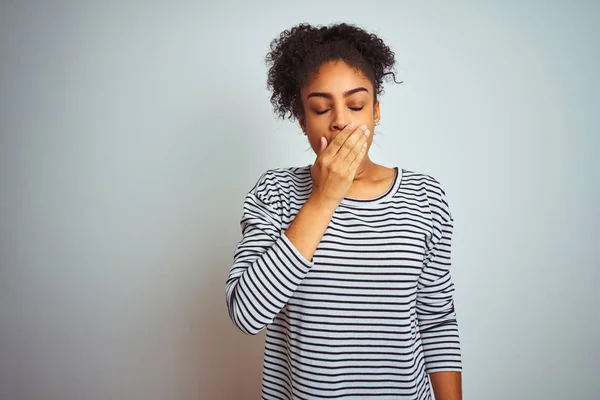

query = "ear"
[298,116,306,134]
[373,100,381,124]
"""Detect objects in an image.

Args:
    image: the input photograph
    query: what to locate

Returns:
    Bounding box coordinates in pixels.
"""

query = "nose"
[330,107,351,132]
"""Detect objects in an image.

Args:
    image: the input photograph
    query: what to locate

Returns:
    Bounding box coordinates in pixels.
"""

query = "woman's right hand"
[310,122,370,209]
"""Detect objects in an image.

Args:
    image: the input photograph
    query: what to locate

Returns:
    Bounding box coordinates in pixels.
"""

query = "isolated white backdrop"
[0,1,598,399]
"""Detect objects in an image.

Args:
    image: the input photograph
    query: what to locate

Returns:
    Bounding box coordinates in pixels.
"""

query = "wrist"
[307,192,339,215]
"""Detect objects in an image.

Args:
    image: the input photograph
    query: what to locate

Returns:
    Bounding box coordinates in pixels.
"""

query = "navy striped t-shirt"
[226,165,462,399]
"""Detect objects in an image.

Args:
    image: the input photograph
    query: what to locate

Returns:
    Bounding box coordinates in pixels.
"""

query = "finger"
[348,141,369,174]
[319,137,328,154]
[344,128,369,164]
[322,122,358,158]
[337,124,369,162]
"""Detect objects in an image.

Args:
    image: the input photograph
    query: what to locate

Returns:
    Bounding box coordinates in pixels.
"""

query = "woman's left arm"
[417,183,463,399]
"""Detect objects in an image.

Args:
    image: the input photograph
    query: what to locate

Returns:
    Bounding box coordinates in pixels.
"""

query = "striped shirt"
[226,165,462,399]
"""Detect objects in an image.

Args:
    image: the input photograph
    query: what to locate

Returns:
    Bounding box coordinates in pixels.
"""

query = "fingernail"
[348,122,356,129]
[365,129,370,137]
[360,124,367,131]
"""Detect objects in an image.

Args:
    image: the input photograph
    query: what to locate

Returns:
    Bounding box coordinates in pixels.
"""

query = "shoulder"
[401,168,445,195]
[401,168,452,222]
[249,164,312,202]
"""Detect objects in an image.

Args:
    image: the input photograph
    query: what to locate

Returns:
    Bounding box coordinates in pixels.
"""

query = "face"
[298,60,380,154]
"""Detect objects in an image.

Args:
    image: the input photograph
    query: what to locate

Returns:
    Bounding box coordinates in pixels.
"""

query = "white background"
[1,1,598,399]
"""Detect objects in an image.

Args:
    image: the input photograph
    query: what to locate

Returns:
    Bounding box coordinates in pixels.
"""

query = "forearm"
[430,371,462,400]
[284,193,337,260]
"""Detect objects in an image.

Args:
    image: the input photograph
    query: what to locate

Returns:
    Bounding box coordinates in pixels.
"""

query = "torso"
[253,164,454,399]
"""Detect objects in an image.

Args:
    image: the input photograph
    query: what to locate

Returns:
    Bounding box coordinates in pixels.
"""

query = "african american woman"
[226,22,463,400]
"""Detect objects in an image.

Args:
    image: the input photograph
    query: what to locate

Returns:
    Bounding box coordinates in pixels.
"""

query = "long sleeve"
[225,189,314,335]
[416,185,462,373]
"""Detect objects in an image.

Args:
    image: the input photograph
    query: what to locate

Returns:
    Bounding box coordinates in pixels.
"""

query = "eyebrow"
[306,87,369,100]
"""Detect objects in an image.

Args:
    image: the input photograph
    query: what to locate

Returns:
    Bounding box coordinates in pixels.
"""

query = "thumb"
[319,137,328,154]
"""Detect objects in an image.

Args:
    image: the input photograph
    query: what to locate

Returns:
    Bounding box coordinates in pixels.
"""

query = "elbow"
[236,323,266,336]
[226,289,268,336]
[416,304,458,333]
[419,317,458,334]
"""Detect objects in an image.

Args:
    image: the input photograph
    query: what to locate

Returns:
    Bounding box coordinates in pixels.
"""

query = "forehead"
[301,61,373,97]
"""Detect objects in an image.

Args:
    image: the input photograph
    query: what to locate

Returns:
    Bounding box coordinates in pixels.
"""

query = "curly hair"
[265,22,400,121]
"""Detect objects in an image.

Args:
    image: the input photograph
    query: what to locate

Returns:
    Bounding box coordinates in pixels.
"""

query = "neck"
[353,156,377,181]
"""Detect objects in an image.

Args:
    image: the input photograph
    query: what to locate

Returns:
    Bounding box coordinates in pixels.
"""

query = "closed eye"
[315,107,364,115]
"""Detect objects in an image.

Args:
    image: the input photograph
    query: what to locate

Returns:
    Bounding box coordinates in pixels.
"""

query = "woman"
[226,23,462,400]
